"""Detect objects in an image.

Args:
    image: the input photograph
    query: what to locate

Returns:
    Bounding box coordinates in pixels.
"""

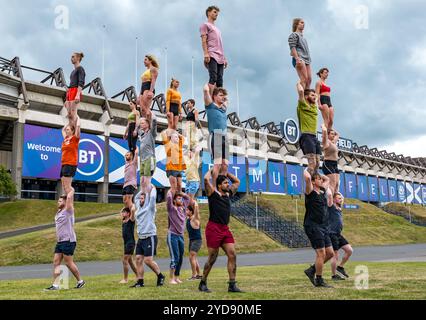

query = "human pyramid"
[46,7,353,293]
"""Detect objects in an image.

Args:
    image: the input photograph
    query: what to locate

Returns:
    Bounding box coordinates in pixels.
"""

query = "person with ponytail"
[140,55,159,116]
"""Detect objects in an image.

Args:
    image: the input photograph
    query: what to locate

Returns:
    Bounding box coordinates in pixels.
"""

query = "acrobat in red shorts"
[205,221,235,249]
[66,87,80,102]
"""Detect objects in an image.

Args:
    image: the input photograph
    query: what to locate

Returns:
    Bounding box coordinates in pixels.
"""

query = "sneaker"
[337,266,349,278]
[304,265,316,286]
[44,285,59,291]
[228,281,243,293]
[332,274,346,281]
[314,277,333,288]
[196,275,203,280]
[130,280,145,288]
[157,274,165,287]
[199,280,211,293]
[187,276,198,281]
[75,280,86,289]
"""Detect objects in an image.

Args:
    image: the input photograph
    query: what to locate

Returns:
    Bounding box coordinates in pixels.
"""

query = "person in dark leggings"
[124,100,140,154]
[200,6,228,95]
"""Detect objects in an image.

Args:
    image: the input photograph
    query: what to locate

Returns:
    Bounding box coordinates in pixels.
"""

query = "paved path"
[0,213,117,240]
[1,243,425,281]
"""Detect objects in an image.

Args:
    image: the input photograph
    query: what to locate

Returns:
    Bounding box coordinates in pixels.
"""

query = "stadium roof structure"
[1,55,425,184]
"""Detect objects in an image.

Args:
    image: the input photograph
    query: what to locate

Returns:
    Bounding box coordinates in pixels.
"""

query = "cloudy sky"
[1,0,425,158]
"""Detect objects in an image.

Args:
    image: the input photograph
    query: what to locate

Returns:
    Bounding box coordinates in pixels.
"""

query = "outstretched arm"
[304,169,313,195]
[297,81,305,102]
[204,169,215,197]
[227,172,240,195]
[166,189,175,212]
[321,174,331,191]
[130,204,136,222]
[75,116,81,140]
[322,124,329,149]
[66,188,75,211]
[193,202,200,222]
[326,188,334,208]
[62,123,67,139]
[204,84,213,107]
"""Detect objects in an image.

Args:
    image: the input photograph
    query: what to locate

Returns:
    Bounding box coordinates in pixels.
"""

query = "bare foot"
[169,280,179,285]
[119,279,128,284]
[175,278,183,284]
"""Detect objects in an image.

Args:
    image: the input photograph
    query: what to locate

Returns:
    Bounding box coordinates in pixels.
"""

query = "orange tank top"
[62,135,80,166]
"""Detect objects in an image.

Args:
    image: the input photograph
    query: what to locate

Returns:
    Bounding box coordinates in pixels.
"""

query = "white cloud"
[382,135,426,158]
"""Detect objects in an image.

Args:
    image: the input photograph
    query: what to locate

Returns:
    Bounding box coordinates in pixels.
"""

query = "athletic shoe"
[187,276,198,281]
[337,266,349,278]
[44,285,59,291]
[314,277,333,288]
[75,280,86,289]
[157,274,165,287]
[332,274,346,281]
[130,280,145,288]
[228,281,243,293]
[199,280,211,293]
[304,265,316,286]
[196,275,203,280]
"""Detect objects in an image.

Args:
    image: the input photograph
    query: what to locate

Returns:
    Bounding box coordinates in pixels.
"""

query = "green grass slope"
[246,195,426,246]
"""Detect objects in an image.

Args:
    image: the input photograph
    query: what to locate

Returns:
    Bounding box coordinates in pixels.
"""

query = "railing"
[231,196,310,248]
[0,56,29,105]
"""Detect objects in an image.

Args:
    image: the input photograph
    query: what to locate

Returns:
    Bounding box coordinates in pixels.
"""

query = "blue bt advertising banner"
[23,124,105,182]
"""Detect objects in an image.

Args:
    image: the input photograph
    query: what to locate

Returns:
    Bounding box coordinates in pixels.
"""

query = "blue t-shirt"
[206,103,227,134]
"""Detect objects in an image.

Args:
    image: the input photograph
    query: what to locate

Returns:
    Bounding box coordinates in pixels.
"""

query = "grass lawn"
[384,203,426,221]
[0,203,286,267]
[0,200,124,232]
[0,262,425,300]
[247,195,426,246]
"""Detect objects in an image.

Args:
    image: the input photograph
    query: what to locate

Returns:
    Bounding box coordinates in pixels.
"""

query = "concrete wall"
[0,151,12,170]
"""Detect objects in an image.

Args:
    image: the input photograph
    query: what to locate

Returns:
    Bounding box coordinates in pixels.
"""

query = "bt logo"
[77,139,104,177]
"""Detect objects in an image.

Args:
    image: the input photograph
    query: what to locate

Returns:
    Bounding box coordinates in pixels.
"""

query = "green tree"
[0,166,17,197]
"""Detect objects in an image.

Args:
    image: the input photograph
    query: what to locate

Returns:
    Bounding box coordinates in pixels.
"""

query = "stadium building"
[1,56,426,205]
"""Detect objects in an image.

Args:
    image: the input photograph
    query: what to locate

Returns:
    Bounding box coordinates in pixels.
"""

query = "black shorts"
[320,95,333,107]
[209,133,229,163]
[304,225,332,250]
[141,82,155,96]
[124,242,136,255]
[54,241,77,256]
[169,103,180,116]
[323,160,339,175]
[330,233,349,251]
[60,165,77,178]
[136,236,158,257]
[122,185,137,196]
[167,170,183,178]
[299,134,321,156]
